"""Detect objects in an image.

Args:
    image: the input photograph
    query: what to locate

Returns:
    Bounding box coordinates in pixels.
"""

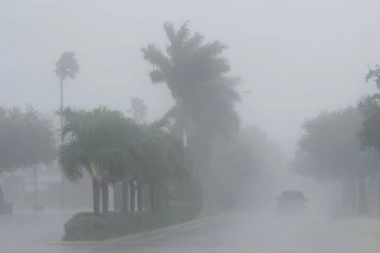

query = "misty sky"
[1,0,379,159]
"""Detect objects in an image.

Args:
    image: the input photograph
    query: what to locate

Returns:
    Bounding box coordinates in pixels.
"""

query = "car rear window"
[280,191,304,200]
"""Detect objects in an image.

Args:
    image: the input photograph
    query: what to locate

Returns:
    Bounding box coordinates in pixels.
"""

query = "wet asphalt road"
[1,209,380,253]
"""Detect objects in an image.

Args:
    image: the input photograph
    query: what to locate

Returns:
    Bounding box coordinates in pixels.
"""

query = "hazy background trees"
[0,106,56,212]
[292,108,380,214]
[289,65,380,216]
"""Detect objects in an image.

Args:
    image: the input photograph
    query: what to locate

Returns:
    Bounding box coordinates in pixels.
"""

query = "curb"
[102,213,226,245]
[50,213,226,246]
[49,241,103,246]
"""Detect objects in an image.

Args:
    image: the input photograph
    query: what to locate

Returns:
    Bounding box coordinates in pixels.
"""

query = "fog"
[2,0,380,157]
[2,0,380,253]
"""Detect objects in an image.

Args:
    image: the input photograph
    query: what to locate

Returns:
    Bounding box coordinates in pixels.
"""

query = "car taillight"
[277,200,282,206]
[303,202,307,206]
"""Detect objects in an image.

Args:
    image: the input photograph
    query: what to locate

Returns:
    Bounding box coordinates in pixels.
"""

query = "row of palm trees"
[58,106,190,214]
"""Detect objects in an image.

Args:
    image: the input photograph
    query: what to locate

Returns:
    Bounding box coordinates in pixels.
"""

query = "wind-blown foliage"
[58,107,144,214]
[142,22,241,176]
[58,107,142,181]
[55,51,80,81]
[139,124,189,182]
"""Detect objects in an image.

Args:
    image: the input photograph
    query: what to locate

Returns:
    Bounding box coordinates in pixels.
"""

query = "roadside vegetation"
[0,22,281,241]
[3,19,380,241]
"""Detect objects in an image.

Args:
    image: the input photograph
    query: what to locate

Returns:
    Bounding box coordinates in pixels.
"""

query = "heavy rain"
[1,1,380,253]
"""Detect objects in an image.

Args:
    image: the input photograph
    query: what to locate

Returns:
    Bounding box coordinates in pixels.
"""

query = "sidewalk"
[350,218,380,253]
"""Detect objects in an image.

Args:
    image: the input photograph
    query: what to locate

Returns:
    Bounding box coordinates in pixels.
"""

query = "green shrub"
[63,206,200,241]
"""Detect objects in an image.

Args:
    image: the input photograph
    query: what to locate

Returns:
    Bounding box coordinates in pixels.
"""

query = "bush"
[63,206,200,241]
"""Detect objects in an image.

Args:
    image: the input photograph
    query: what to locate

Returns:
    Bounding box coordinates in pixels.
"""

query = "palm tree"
[127,97,148,211]
[136,123,189,212]
[142,22,241,179]
[55,51,79,208]
[58,107,139,214]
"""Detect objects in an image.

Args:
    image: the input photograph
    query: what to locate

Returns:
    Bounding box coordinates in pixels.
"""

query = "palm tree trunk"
[59,78,65,209]
[150,182,161,212]
[378,172,380,216]
[358,177,367,215]
[101,176,109,214]
[130,180,136,212]
[155,185,161,212]
[0,183,5,211]
[150,183,155,212]
[342,179,350,208]
[112,183,121,211]
[137,181,143,212]
[92,179,101,215]
[350,178,358,210]
[33,166,38,213]
[164,187,169,209]
[121,178,129,213]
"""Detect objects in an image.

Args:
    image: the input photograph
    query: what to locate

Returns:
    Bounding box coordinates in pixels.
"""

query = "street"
[1,209,380,253]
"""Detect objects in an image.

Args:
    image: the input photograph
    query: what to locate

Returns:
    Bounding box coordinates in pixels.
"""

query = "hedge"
[63,205,200,241]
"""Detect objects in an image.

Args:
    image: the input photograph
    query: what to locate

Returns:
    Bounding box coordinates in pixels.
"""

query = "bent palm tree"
[142,22,241,176]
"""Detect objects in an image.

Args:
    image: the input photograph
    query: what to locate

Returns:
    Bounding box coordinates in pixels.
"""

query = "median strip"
[103,213,224,245]
[49,241,103,246]
[49,212,226,246]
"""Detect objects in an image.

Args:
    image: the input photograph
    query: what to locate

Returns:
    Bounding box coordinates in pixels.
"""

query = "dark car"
[276,190,309,216]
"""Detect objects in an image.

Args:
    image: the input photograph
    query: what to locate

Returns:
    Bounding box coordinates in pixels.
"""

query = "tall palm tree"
[142,22,241,177]
[55,51,79,208]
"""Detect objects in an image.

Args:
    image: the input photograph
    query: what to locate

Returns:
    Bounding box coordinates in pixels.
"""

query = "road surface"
[1,209,380,253]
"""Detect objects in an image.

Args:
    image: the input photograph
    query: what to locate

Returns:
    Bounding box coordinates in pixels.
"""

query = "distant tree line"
[292,65,380,215]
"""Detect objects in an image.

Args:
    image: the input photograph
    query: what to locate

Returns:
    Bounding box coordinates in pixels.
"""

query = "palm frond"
[149,69,166,83]
[176,21,190,44]
[196,41,228,58]
[141,44,172,73]
[184,33,205,52]
[55,51,79,81]
[156,104,178,128]
[59,141,86,182]
[164,22,176,45]
[57,107,88,140]
[210,76,242,102]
